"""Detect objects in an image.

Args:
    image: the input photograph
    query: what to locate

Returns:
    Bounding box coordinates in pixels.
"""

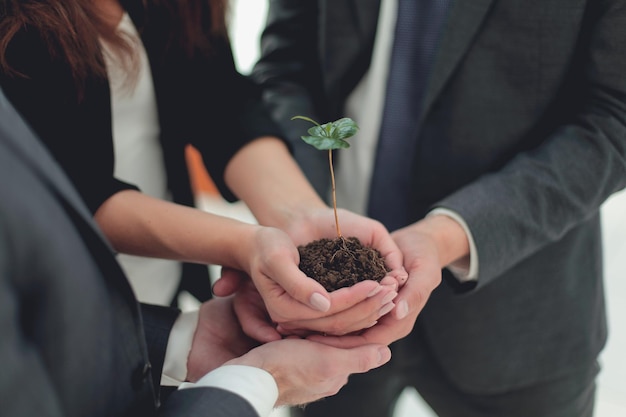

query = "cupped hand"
[225,338,392,407]
[274,283,398,337]
[232,225,335,318]
[282,207,408,288]
[214,267,399,341]
[307,222,442,348]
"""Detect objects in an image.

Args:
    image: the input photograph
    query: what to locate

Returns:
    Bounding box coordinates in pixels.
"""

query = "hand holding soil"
[212,117,408,341]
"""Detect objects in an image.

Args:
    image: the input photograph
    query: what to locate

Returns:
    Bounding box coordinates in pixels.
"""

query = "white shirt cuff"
[161,310,199,386]
[428,208,479,281]
[178,365,279,417]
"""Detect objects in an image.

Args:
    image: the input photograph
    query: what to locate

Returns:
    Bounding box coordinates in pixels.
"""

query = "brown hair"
[0,0,228,92]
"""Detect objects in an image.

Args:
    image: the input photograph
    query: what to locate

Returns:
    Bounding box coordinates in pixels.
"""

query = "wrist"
[181,364,278,416]
[232,223,267,272]
[413,214,470,269]
[226,351,285,402]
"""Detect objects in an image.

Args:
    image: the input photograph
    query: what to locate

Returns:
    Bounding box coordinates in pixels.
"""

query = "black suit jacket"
[0,90,260,416]
[253,0,626,393]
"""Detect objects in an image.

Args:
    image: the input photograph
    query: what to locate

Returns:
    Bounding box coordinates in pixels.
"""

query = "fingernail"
[396,300,409,320]
[378,301,395,317]
[381,291,397,305]
[262,329,282,342]
[400,268,409,283]
[366,320,378,328]
[309,292,331,312]
[378,347,391,364]
[368,285,383,297]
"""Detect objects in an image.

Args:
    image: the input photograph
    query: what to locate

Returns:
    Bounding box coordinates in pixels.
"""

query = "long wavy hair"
[0,0,228,94]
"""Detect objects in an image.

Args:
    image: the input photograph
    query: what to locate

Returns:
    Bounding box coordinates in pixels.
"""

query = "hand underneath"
[186,296,259,382]
[226,338,391,407]
[307,220,445,348]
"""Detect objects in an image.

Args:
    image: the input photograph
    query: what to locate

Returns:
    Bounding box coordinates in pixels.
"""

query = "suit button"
[132,362,152,390]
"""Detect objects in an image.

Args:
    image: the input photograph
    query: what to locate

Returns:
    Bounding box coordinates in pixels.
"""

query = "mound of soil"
[298,236,390,292]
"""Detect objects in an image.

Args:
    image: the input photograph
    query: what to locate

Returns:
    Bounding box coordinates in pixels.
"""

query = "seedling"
[291,116,359,238]
[291,116,388,292]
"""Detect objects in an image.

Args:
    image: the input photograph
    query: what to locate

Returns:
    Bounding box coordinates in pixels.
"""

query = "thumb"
[343,344,392,374]
[268,262,332,313]
[212,267,245,297]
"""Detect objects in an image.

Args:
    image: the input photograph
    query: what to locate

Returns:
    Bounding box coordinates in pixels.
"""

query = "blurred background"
[188,1,626,415]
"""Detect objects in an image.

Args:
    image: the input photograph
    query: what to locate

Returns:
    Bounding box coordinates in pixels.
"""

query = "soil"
[297,236,390,292]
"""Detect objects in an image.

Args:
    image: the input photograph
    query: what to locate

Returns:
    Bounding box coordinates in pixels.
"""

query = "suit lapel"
[352,0,382,41]
[421,0,496,122]
[327,0,495,122]
[322,0,380,96]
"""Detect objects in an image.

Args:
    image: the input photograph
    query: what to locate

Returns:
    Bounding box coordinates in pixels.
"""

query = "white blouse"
[102,13,181,304]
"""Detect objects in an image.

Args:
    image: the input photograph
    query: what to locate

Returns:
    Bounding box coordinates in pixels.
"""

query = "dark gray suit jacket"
[253,0,626,394]
[0,89,260,416]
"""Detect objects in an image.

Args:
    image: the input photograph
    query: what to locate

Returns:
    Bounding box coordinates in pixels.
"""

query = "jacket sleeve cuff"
[179,365,278,417]
[161,310,199,386]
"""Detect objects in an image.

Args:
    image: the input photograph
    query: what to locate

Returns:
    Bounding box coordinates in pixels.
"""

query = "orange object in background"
[185,145,219,196]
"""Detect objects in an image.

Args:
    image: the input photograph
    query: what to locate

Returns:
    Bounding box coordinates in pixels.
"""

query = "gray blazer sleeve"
[0,251,65,417]
[437,0,626,285]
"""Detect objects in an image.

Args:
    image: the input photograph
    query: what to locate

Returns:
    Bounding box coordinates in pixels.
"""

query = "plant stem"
[328,149,342,237]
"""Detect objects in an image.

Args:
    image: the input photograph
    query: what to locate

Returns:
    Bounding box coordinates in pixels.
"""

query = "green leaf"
[301,135,351,150]
[331,118,359,139]
[292,115,359,151]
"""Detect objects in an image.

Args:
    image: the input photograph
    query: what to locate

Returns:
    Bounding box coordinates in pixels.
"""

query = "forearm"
[224,136,328,228]
[94,189,260,269]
